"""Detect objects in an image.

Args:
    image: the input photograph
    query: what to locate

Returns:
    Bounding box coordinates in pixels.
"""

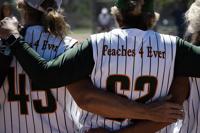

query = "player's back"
[0,25,78,133]
[73,28,177,132]
[91,28,177,104]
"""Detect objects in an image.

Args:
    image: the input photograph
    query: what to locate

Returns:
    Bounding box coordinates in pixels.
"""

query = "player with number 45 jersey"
[0,0,79,133]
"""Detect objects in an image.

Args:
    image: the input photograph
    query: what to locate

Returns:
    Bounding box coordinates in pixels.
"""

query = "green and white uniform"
[78,29,176,132]
[7,28,200,132]
[0,25,78,133]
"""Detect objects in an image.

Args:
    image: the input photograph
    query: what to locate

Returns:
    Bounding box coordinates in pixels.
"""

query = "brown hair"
[111,6,149,30]
[43,9,70,38]
[111,5,157,30]
[18,0,70,38]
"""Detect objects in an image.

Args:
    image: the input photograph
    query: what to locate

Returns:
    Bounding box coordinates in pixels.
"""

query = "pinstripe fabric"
[0,25,78,133]
[158,35,177,133]
[68,29,177,132]
[179,78,200,133]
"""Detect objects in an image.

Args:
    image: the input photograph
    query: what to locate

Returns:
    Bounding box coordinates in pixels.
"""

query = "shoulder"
[176,37,192,47]
[63,36,78,48]
[154,31,177,44]
[23,25,44,37]
[90,29,122,43]
[26,25,44,33]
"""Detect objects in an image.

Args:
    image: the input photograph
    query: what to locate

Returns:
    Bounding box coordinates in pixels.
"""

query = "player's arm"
[87,77,188,133]
[12,38,94,89]
[67,79,183,122]
[1,19,200,87]
[0,18,94,88]
[113,76,189,133]
[175,37,200,77]
[12,37,200,87]
[9,37,200,88]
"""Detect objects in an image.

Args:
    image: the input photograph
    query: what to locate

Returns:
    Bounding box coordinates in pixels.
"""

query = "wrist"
[138,104,152,120]
[8,31,20,39]
[141,105,153,120]
[4,33,21,47]
[129,103,151,120]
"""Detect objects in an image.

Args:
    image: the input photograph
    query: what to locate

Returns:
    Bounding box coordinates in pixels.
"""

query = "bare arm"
[67,79,183,122]
[114,77,189,133]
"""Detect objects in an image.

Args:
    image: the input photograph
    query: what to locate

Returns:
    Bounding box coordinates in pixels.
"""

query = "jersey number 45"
[7,67,57,115]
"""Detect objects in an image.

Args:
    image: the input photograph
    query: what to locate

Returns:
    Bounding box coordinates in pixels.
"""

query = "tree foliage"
[63,0,92,28]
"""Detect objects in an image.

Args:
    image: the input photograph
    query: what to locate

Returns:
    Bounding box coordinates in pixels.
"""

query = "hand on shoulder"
[0,17,20,40]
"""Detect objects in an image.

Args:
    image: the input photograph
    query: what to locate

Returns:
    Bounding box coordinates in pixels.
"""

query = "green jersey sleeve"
[10,36,200,89]
[175,37,200,77]
[11,38,95,89]
[0,53,12,87]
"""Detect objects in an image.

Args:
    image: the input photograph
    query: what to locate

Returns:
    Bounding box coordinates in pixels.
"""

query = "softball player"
[174,1,200,133]
[0,0,78,133]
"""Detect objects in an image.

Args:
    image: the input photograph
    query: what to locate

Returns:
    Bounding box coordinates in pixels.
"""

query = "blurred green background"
[0,0,196,40]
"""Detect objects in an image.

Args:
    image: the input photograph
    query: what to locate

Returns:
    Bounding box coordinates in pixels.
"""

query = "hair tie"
[47,7,54,13]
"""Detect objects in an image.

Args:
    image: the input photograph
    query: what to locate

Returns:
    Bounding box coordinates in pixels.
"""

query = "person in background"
[0,2,17,21]
[98,7,113,32]
[172,1,187,38]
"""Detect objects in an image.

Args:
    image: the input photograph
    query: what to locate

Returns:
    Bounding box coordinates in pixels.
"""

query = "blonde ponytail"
[44,10,70,38]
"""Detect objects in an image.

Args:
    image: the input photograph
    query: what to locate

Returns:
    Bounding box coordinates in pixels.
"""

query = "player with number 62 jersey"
[75,29,177,132]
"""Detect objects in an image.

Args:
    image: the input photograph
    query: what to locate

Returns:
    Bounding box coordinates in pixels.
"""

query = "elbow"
[29,73,46,83]
[28,65,50,83]
[76,93,108,116]
[75,93,96,111]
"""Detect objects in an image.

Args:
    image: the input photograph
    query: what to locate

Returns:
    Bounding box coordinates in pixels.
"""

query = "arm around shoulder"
[10,38,94,88]
[175,37,200,77]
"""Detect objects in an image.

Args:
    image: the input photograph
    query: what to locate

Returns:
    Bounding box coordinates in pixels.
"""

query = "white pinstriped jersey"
[0,26,78,133]
[70,28,177,132]
[179,78,200,133]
